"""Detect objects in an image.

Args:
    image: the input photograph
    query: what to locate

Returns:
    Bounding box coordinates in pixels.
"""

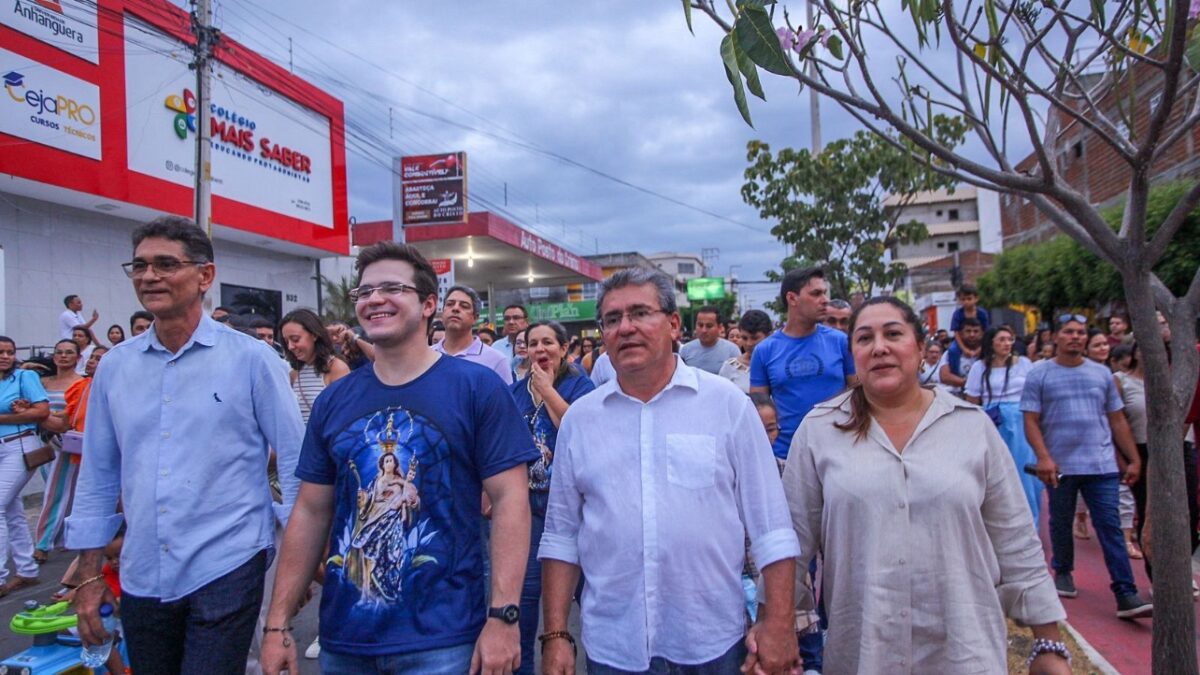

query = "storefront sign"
[0,47,100,158]
[401,152,468,225]
[528,301,597,323]
[2,0,99,64]
[686,277,726,301]
[429,258,455,304]
[123,17,335,228]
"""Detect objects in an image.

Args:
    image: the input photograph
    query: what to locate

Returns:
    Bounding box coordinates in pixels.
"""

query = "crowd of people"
[0,214,1197,674]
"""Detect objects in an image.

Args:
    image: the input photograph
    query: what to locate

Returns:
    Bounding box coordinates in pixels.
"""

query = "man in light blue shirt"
[65,216,304,674]
[491,304,528,361]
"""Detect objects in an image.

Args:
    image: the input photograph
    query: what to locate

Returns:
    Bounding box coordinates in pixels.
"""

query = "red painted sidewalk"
[1039,514,1200,674]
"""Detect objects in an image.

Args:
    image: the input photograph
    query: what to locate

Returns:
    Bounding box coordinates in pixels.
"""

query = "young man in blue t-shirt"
[261,242,538,674]
[750,267,856,461]
[749,266,855,675]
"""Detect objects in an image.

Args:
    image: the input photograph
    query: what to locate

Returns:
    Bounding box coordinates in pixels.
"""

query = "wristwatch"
[488,604,520,624]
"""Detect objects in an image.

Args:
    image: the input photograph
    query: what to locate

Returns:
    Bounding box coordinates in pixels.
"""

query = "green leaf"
[1090,0,1106,27]
[733,6,794,76]
[826,34,844,60]
[681,0,693,35]
[1188,26,1200,72]
[732,31,766,100]
[720,34,754,126]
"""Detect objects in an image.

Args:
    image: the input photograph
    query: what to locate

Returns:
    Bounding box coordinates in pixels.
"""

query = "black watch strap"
[488,604,520,624]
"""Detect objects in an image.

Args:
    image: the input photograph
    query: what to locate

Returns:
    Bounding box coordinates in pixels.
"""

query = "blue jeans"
[1048,473,1138,598]
[798,557,824,672]
[516,490,548,674]
[121,549,267,674]
[587,639,747,674]
[319,642,474,674]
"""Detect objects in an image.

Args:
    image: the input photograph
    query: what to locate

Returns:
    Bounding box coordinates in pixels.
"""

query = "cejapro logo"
[4,69,96,128]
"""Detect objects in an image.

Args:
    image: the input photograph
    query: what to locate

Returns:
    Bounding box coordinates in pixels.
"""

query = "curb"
[1062,621,1121,675]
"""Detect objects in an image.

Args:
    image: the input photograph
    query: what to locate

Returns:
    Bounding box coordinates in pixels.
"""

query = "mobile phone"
[1023,463,1064,482]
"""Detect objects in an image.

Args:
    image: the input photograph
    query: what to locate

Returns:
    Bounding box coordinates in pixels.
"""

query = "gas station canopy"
[355,212,603,291]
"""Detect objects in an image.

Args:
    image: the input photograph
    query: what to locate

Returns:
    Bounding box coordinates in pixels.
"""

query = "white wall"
[977,188,1003,253]
[0,192,320,350]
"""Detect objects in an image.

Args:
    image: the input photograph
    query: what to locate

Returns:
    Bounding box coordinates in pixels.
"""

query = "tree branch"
[1144,180,1200,267]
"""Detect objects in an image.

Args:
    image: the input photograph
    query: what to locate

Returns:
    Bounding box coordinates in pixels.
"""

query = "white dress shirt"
[540,357,799,671]
[784,388,1065,674]
[59,309,84,340]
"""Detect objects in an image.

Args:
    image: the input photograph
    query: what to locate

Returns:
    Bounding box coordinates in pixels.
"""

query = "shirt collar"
[140,314,219,354]
[434,336,484,357]
[603,354,698,404]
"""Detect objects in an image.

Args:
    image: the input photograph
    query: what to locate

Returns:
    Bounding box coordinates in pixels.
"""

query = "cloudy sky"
[206,1,1033,311]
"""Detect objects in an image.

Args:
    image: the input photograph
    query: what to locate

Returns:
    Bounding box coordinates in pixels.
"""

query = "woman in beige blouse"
[782,297,1070,674]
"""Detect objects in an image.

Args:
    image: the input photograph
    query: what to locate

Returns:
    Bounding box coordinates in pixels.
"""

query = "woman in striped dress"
[278,309,349,661]
[33,339,82,564]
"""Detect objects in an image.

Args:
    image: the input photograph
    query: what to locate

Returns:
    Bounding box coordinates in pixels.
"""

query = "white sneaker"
[304,637,320,659]
[804,670,821,675]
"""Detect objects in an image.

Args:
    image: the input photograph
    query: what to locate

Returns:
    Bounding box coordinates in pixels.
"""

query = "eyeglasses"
[121,258,207,278]
[1056,313,1088,326]
[597,307,669,332]
[348,282,420,302]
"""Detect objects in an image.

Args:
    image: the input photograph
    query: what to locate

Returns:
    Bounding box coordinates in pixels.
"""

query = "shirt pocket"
[665,433,716,489]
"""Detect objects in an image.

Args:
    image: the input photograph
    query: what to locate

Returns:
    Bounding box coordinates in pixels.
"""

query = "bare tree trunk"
[1123,272,1199,674]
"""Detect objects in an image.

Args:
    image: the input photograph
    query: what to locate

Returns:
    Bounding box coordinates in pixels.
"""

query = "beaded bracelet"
[538,631,577,656]
[1026,638,1071,669]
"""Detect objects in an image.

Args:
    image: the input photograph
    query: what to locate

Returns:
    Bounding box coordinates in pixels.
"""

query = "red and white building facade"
[0,0,348,348]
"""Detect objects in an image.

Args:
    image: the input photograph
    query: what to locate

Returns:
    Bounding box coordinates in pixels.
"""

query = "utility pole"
[806,0,821,153]
[191,0,217,236]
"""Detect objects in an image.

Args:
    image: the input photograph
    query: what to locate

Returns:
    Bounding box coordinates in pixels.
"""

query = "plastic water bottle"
[80,602,118,668]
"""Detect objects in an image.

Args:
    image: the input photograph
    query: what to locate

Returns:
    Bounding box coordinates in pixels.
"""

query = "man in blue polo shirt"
[433,286,514,385]
[261,242,537,674]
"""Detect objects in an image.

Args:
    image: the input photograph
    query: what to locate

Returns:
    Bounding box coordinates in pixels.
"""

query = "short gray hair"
[597,268,677,315]
[444,285,482,317]
[828,298,851,310]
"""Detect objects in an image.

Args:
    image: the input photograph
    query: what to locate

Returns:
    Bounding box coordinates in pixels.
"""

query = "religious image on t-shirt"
[325,407,451,607]
[526,409,553,491]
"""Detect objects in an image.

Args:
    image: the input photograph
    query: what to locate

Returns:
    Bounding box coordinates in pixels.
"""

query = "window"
[948,241,960,252]
[936,210,943,217]
[677,262,696,275]
[948,209,960,220]
[1073,141,1083,159]
[937,242,946,248]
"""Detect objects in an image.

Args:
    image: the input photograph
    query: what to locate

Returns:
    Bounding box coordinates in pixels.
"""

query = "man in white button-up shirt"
[539,268,801,675]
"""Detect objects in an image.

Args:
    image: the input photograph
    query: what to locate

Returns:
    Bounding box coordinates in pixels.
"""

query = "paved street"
[1038,501,1200,674]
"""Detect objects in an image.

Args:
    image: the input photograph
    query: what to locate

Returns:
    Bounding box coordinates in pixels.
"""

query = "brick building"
[1001,63,1200,246]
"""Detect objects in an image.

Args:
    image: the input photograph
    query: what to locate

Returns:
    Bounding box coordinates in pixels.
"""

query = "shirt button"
[160,469,169,476]
[899,502,906,509]
[164,396,171,403]
[161,431,170,439]
[168,362,176,367]
[899,558,906,565]
[160,507,167,514]
[161,544,169,552]
[900,610,908,617]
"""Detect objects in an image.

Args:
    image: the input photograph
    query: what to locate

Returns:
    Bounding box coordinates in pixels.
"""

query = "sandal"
[1126,541,1144,560]
[1073,517,1090,540]
[32,550,48,565]
[0,576,39,598]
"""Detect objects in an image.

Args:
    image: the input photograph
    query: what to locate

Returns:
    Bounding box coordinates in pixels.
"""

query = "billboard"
[401,152,468,226]
[2,0,99,64]
[123,16,335,229]
[0,47,100,158]
[687,277,726,301]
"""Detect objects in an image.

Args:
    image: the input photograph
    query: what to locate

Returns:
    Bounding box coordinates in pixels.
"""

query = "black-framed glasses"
[1056,313,1088,326]
[597,307,669,332]
[121,258,207,278]
[348,282,420,302]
